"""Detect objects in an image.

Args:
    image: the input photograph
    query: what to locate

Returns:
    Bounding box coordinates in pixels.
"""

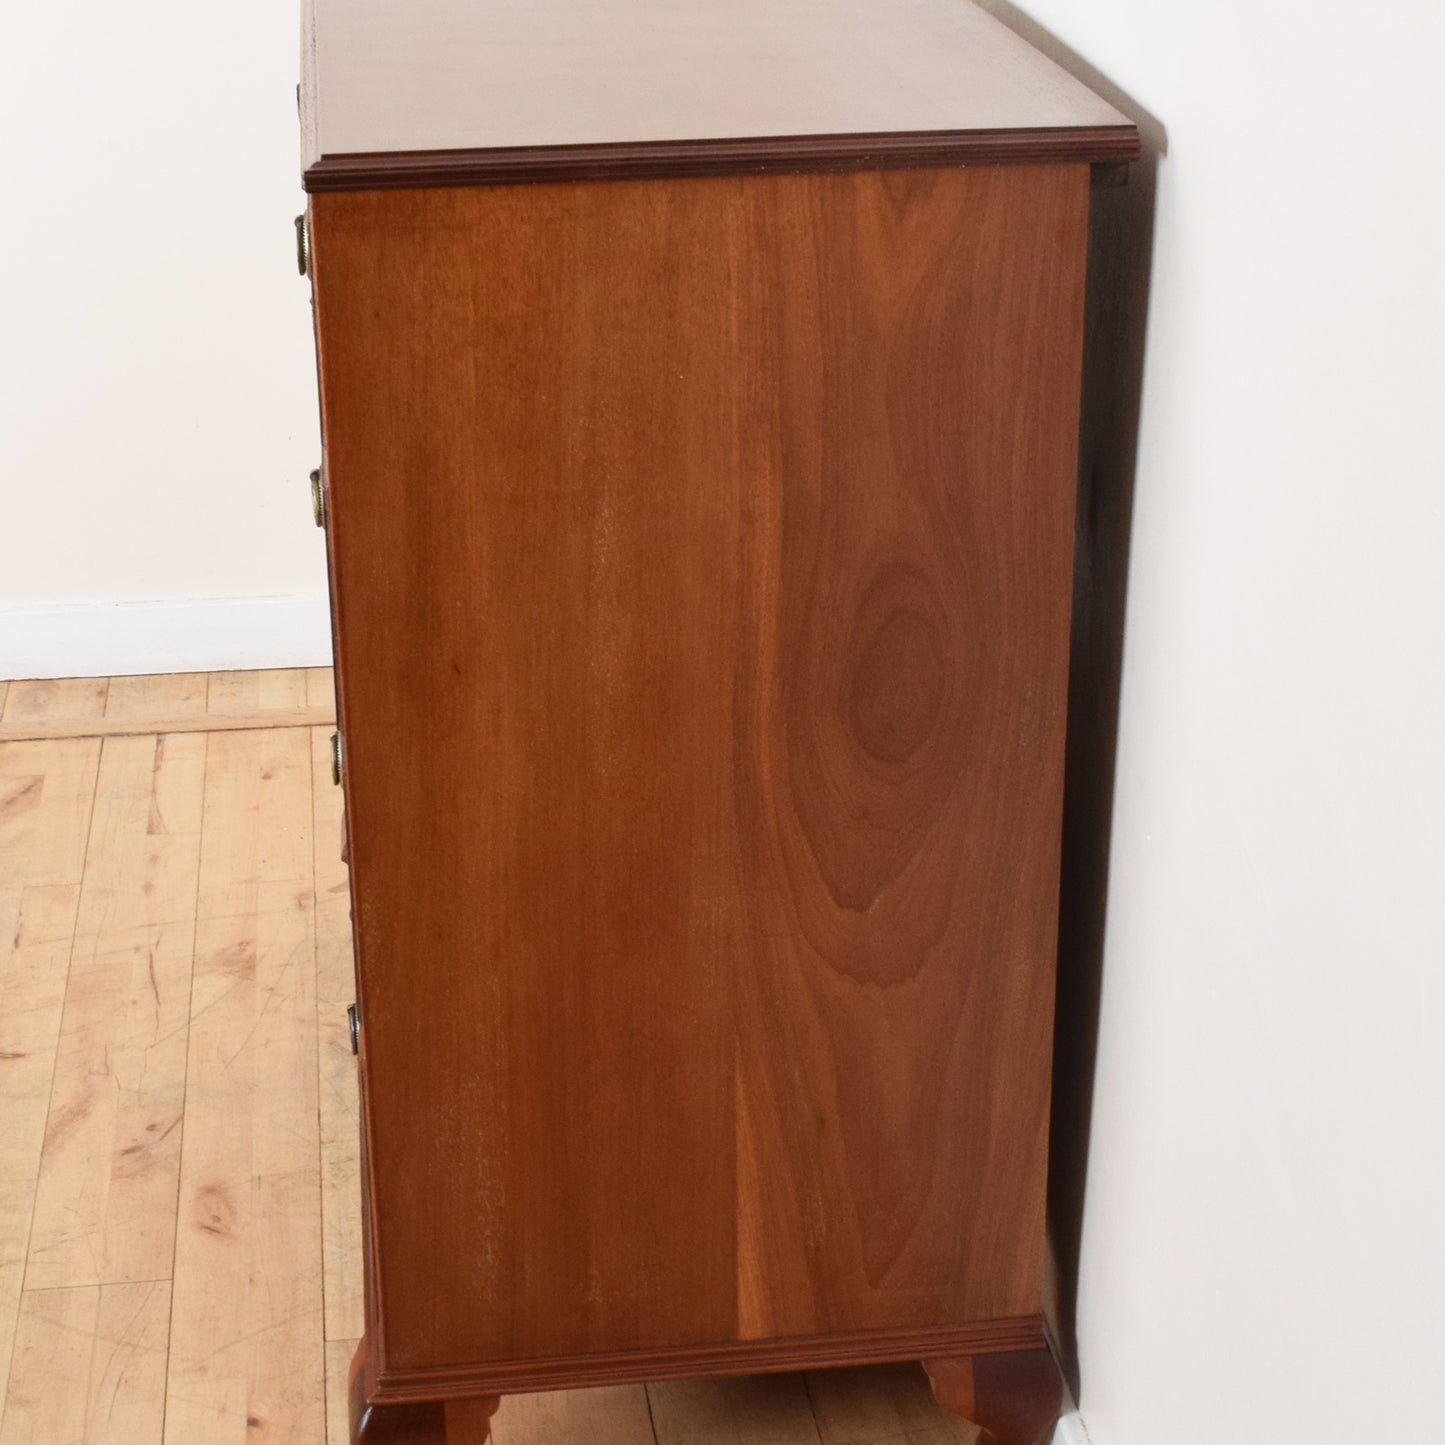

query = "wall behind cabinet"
[974,1,1445,1443]
[0,0,327,677]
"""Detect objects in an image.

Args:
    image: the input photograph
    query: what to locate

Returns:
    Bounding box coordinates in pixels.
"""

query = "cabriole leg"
[349,1337,500,1443]
[923,1347,1063,1445]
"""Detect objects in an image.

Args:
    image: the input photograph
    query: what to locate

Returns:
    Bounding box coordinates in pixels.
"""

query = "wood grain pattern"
[311,163,1088,1390]
[0,1183,25,1443]
[0,683,1036,1440]
[0,738,101,1432]
[0,669,337,743]
[163,729,325,1444]
[206,668,310,715]
[0,1280,170,1445]
[302,0,1134,168]
[0,678,109,732]
[25,734,203,1291]
[0,710,338,745]
[102,673,209,725]
[308,666,339,711]
[0,690,1028,1440]
[0,707,339,744]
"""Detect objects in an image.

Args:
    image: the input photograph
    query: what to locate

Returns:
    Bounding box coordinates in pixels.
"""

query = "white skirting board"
[0,595,334,680]
[1053,1410,1092,1445]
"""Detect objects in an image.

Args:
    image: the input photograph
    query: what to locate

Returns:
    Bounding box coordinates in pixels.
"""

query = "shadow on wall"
[974,0,1166,1404]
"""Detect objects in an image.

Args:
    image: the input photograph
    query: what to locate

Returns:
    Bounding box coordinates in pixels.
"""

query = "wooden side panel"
[310,165,1089,1377]
[728,169,1085,1343]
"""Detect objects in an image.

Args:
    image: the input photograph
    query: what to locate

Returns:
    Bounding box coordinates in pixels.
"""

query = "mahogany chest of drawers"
[298,4,1138,1440]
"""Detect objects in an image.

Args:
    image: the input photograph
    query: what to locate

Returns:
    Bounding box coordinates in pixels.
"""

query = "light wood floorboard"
[304,669,335,712]
[164,728,324,1445]
[0,736,103,1436]
[0,672,985,1445]
[492,1384,656,1443]
[805,1364,979,1444]
[648,1373,824,1444]
[0,1281,170,1445]
[102,676,209,726]
[312,728,362,1346]
[26,734,204,1291]
[0,670,337,744]
[323,1340,358,1445]
[0,679,110,735]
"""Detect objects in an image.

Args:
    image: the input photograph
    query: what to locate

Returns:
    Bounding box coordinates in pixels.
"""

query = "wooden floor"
[0,672,984,1444]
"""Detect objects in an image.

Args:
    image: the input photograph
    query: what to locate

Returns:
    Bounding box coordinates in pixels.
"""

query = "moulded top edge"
[300,0,1137,177]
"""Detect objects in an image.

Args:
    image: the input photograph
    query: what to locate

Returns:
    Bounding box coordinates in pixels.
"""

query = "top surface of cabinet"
[301,0,1138,190]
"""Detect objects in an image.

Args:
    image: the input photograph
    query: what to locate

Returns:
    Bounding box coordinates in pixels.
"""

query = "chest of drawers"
[299,5,1138,1441]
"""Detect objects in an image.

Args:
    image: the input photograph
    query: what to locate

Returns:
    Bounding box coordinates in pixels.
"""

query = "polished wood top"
[301,0,1139,190]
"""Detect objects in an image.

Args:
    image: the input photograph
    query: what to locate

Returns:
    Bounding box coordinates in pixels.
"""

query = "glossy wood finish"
[301,0,1135,183]
[0,686,992,1440]
[362,1319,1047,1404]
[924,1349,1063,1445]
[350,1342,498,1443]
[309,162,1089,1398]
[303,129,1139,194]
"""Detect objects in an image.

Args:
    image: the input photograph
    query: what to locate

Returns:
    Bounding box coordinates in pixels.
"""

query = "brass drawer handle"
[310,467,327,528]
[295,212,310,276]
